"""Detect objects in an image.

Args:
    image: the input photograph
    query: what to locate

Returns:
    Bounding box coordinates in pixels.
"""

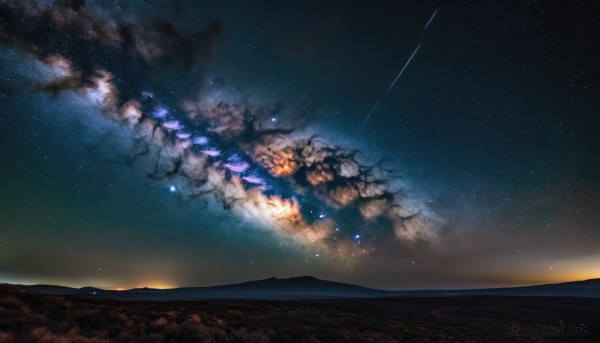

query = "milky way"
[0,0,440,261]
[2,0,599,289]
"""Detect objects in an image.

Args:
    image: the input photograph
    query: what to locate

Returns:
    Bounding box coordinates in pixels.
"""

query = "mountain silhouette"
[122,276,389,300]
[2,277,599,300]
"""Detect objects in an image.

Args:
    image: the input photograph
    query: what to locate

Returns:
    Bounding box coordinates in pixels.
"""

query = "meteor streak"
[353,7,440,140]
[353,44,421,140]
[425,6,440,29]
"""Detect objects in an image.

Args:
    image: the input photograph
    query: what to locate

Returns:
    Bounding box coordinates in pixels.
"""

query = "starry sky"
[0,0,599,290]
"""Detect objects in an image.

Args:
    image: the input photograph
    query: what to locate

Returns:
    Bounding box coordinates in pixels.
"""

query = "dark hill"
[2,277,599,300]
[124,276,389,300]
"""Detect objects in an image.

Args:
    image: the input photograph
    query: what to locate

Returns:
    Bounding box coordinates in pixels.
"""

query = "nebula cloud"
[0,0,441,261]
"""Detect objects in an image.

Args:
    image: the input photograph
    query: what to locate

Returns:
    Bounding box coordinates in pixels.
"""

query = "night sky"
[1,0,599,290]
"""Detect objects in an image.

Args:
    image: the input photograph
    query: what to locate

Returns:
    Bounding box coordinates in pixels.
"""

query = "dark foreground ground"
[0,288,599,342]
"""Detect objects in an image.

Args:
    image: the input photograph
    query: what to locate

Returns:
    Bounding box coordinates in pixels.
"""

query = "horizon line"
[2,275,598,293]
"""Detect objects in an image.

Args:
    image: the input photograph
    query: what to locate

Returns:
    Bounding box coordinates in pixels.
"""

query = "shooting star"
[353,44,421,140]
[425,6,440,29]
[353,7,440,141]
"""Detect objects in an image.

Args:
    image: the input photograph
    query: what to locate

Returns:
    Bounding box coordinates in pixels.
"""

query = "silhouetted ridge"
[3,277,599,300]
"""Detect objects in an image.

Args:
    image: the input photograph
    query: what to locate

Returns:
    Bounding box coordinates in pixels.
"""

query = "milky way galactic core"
[0,1,439,263]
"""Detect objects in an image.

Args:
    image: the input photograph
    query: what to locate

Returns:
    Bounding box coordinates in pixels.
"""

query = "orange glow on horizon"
[475,255,600,288]
[103,281,177,290]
